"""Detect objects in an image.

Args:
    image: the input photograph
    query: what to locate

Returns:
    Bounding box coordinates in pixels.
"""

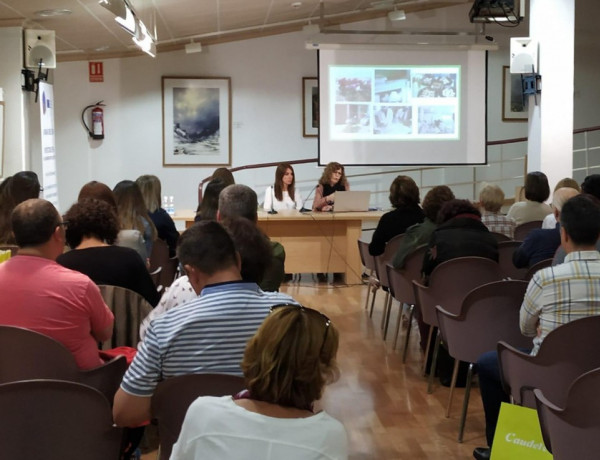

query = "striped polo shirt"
[121,281,298,397]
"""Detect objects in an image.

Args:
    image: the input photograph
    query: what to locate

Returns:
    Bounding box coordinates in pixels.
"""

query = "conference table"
[178,209,383,284]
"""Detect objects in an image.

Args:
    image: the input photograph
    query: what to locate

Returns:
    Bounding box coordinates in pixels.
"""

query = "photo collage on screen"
[330,66,460,140]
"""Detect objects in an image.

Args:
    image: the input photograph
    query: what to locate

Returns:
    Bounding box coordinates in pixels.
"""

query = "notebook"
[333,191,371,212]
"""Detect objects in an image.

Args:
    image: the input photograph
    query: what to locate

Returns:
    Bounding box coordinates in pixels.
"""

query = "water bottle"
[168,196,175,216]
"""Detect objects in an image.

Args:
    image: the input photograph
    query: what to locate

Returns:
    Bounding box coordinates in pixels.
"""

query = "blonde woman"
[312,162,350,212]
[171,304,348,460]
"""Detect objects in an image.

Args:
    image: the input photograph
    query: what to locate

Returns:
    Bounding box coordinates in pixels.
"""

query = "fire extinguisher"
[81,101,105,140]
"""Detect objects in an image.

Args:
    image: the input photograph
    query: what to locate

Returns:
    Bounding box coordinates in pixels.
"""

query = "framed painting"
[162,77,231,166]
[502,66,527,122]
[303,77,319,137]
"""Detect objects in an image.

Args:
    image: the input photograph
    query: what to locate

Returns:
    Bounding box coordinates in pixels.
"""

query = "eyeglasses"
[269,304,332,353]
[57,220,70,229]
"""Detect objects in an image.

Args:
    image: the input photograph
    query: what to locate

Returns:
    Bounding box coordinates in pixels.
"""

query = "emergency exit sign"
[89,62,104,83]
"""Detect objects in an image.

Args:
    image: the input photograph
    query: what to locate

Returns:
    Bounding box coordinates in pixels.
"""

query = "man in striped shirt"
[113,221,298,427]
[473,194,600,460]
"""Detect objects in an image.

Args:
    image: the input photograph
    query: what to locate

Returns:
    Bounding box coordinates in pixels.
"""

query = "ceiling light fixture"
[34,9,72,17]
[388,8,406,21]
[99,0,156,57]
[185,41,203,54]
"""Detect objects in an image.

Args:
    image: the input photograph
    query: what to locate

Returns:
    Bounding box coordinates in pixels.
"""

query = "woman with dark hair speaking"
[368,175,424,256]
[312,162,349,212]
[171,304,348,459]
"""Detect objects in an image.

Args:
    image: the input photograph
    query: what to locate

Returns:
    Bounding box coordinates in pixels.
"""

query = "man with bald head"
[0,198,114,369]
[512,187,580,268]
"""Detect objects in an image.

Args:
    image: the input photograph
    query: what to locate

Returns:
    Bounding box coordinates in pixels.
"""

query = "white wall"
[46,3,594,213]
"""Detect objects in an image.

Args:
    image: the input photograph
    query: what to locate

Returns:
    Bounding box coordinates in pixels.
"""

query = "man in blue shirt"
[113,221,298,427]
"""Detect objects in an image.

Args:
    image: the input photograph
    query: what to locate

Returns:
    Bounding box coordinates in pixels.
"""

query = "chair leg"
[368,288,378,318]
[422,325,434,377]
[363,269,373,310]
[401,305,415,362]
[393,303,406,350]
[427,330,441,394]
[382,296,393,340]
[446,359,460,418]
[380,291,390,329]
[458,363,474,443]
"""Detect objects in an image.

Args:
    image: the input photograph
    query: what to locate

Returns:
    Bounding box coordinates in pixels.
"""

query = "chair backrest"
[151,373,245,460]
[0,325,127,404]
[414,256,503,328]
[386,244,427,305]
[150,238,179,289]
[498,315,600,408]
[0,379,122,460]
[489,232,512,243]
[374,233,404,289]
[357,239,376,272]
[435,280,531,364]
[98,285,153,349]
[535,367,600,458]
[514,220,543,241]
[497,240,528,280]
[523,258,554,282]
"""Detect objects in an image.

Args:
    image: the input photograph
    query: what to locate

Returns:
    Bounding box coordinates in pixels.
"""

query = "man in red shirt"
[0,198,114,369]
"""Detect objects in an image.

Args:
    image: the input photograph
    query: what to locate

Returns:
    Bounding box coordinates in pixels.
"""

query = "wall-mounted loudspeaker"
[24,29,56,69]
[510,37,537,74]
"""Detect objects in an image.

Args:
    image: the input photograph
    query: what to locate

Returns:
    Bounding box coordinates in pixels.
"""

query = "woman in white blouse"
[263,163,303,211]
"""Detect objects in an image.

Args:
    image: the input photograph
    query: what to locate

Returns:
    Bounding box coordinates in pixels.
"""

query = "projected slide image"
[418,106,456,135]
[333,67,373,102]
[374,70,410,103]
[333,104,371,134]
[374,106,412,135]
[412,73,457,98]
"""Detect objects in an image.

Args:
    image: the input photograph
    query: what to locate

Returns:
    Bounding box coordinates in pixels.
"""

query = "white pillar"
[527,0,575,190]
[0,26,27,176]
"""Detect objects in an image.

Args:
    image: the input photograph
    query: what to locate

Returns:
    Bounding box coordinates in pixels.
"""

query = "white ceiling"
[0,0,471,61]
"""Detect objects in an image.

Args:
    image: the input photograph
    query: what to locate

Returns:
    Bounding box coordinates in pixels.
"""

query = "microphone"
[299,184,318,213]
[268,185,278,215]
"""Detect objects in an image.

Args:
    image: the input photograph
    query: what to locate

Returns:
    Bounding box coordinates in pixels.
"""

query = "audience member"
[171,304,347,460]
[195,178,228,222]
[506,171,552,225]
[113,221,298,427]
[473,194,600,460]
[421,199,498,280]
[513,187,579,268]
[0,171,41,244]
[392,185,455,269]
[312,162,350,212]
[78,180,147,261]
[196,167,235,210]
[478,183,515,239]
[136,174,179,257]
[263,162,303,211]
[368,175,424,256]
[57,198,160,306]
[541,177,581,229]
[113,180,157,258]
[139,216,273,339]
[0,199,113,369]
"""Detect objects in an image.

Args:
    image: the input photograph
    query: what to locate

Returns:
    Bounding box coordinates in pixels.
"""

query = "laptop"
[333,191,371,212]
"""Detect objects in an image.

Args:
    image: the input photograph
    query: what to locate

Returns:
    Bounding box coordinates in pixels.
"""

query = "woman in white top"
[506,171,553,226]
[263,163,303,211]
[171,304,348,460]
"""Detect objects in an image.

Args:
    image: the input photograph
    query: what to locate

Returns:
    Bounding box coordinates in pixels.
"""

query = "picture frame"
[162,76,232,166]
[303,77,319,137]
[502,66,528,122]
